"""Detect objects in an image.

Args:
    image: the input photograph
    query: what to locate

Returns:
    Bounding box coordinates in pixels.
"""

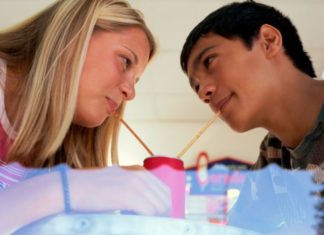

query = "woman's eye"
[122,56,131,70]
[203,56,215,69]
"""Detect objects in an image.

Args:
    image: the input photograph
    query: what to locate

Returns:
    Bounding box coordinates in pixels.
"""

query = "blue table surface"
[14,213,263,235]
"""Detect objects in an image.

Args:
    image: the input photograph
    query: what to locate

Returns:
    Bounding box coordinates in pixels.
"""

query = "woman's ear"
[259,24,283,58]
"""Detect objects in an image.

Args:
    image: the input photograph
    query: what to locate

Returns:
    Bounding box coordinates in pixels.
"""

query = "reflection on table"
[14,213,262,235]
[185,164,320,234]
[15,164,322,235]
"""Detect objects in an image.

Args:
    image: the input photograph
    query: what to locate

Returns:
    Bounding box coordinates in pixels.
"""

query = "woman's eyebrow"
[123,46,138,64]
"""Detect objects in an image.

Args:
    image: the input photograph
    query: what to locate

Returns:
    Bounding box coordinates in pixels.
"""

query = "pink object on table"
[143,156,186,218]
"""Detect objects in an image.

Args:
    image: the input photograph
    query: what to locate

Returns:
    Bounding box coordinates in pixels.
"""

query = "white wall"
[118,120,266,167]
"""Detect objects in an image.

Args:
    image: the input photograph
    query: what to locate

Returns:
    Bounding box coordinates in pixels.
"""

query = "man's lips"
[212,94,233,112]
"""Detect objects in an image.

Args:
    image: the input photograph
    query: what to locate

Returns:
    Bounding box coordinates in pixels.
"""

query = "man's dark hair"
[180,0,316,77]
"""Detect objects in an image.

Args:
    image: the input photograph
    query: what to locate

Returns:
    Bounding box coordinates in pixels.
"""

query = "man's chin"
[226,118,251,133]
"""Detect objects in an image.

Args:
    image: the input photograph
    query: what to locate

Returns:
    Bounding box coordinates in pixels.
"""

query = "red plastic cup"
[143,156,185,218]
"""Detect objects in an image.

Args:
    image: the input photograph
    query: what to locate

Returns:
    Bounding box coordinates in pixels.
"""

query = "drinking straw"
[177,112,221,158]
[119,117,154,156]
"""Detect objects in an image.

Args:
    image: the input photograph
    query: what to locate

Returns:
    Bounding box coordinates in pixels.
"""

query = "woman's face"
[74,27,150,127]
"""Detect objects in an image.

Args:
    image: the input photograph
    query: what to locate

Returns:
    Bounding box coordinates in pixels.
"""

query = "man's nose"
[198,83,216,103]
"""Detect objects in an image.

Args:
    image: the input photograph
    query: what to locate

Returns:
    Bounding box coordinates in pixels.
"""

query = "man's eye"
[189,79,200,93]
[194,83,200,93]
[203,56,215,69]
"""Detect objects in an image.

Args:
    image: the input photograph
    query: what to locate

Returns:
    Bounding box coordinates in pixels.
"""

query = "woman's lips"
[212,94,233,112]
[106,97,118,114]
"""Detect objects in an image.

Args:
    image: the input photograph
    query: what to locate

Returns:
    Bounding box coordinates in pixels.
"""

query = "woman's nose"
[198,83,216,103]
[120,79,136,101]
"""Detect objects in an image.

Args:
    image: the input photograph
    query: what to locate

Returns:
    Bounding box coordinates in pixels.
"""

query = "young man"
[180,0,324,170]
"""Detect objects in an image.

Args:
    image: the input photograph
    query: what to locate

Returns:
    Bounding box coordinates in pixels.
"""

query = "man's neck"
[264,78,324,148]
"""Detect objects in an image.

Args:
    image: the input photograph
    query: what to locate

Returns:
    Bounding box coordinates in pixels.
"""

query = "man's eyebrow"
[124,46,138,64]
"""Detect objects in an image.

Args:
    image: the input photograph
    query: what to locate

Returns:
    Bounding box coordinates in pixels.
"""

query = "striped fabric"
[0,161,26,189]
[252,104,324,170]
[0,57,26,189]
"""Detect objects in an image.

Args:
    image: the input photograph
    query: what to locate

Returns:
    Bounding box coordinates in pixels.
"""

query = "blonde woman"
[0,0,171,233]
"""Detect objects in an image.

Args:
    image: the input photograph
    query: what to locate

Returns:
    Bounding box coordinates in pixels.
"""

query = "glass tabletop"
[14,213,262,235]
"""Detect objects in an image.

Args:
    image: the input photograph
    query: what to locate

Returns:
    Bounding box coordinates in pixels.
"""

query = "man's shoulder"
[251,133,289,170]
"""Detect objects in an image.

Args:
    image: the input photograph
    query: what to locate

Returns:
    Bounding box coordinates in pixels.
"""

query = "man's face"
[187,33,276,132]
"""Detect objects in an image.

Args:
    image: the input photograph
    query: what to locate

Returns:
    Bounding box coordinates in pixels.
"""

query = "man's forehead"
[188,34,222,61]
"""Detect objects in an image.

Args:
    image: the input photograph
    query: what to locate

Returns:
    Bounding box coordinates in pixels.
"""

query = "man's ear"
[259,24,282,58]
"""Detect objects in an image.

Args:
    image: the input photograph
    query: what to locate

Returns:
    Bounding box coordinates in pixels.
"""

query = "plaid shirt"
[252,104,324,170]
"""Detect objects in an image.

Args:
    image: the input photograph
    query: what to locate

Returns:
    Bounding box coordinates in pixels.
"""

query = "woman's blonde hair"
[0,0,157,168]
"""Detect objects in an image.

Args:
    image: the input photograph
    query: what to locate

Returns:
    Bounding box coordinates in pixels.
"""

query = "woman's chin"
[73,116,107,128]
